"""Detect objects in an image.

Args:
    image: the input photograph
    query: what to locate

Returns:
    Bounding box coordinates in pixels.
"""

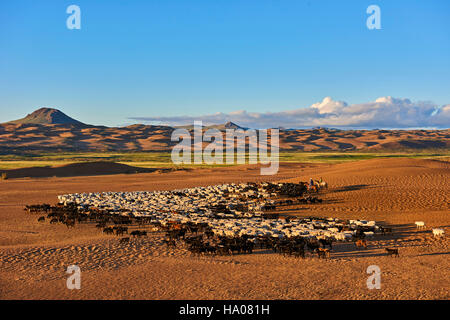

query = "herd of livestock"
[25,181,404,258]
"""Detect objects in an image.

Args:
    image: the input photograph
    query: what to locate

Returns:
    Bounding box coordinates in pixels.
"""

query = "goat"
[65,219,75,229]
[103,227,114,235]
[355,239,367,249]
[378,226,392,235]
[385,248,399,257]
[114,226,128,236]
[164,238,177,247]
[306,240,320,252]
[130,230,147,237]
[216,245,232,256]
[316,248,330,259]
[96,222,106,229]
[119,237,130,244]
[319,238,333,249]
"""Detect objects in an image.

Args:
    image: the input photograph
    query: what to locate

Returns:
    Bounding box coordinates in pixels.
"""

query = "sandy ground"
[0,158,448,300]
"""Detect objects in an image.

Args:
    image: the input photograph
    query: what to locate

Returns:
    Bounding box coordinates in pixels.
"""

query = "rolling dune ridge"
[1,122,449,153]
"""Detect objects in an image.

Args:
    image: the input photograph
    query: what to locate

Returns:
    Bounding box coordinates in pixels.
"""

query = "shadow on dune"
[330,223,432,259]
[332,184,375,193]
[418,252,450,257]
[2,161,171,179]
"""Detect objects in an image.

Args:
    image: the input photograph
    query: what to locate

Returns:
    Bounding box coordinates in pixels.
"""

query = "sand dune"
[0,158,448,299]
[1,122,448,152]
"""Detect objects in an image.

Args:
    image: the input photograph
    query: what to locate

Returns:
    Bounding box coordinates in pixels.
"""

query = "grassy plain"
[0,151,448,170]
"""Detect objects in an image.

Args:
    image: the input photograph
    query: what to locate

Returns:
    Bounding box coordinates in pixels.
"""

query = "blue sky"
[1,0,449,128]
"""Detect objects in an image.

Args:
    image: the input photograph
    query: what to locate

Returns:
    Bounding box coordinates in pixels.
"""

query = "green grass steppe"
[0,151,448,170]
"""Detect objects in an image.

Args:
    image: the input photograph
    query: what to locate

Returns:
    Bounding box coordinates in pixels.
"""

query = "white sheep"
[58,182,382,244]
[415,221,426,229]
[432,228,444,237]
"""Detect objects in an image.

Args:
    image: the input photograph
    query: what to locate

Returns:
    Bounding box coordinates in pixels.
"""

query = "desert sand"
[1,119,449,153]
[0,158,448,299]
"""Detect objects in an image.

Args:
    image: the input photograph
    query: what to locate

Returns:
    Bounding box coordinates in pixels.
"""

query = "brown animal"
[317,248,330,259]
[96,222,106,229]
[172,224,183,230]
[355,239,367,249]
[385,248,399,257]
[130,230,147,237]
[164,238,176,247]
[114,226,128,236]
[65,219,75,228]
[319,238,333,249]
[103,227,114,235]
[379,226,392,235]
[119,237,130,244]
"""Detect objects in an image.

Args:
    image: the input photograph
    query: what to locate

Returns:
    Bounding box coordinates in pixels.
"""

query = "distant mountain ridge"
[0,108,449,153]
[174,121,247,131]
[6,107,87,126]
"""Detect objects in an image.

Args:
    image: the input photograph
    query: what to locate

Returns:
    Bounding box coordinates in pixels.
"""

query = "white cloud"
[310,96,347,114]
[130,96,450,129]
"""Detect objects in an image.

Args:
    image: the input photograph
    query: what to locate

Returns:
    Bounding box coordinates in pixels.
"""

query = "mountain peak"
[224,121,243,129]
[7,107,87,126]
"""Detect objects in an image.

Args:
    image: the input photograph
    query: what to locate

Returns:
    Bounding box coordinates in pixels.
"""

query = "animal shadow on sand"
[332,184,375,193]
[331,223,425,259]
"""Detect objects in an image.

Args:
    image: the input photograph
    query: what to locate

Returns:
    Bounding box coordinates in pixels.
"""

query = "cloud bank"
[130,96,450,129]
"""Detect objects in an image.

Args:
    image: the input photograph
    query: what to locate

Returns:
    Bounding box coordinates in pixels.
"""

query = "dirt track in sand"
[0,158,448,299]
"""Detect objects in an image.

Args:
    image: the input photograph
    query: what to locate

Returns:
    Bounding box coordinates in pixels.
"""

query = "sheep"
[432,228,444,237]
[415,221,426,229]
[53,183,380,252]
[334,233,347,241]
[363,231,374,238]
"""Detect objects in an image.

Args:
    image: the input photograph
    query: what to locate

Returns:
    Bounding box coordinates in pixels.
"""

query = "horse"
[313,179,328,191]
[308,184,318,193]
[317,181,328,189]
